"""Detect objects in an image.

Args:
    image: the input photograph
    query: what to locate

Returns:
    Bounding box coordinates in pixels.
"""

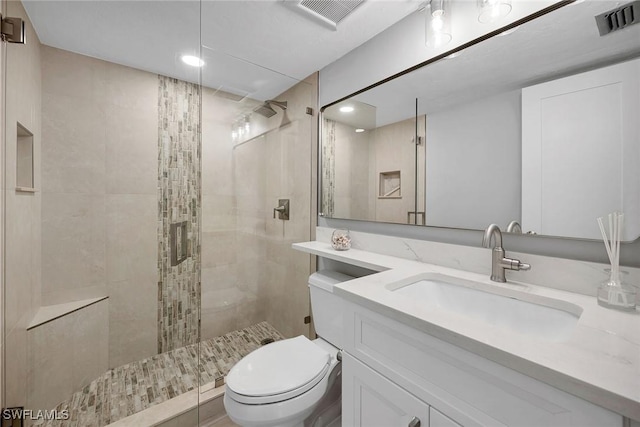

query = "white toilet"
[224,270,353,427]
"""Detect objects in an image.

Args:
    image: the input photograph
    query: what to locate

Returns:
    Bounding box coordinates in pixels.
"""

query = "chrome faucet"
[506,220,522,233]
[482,224,531,283]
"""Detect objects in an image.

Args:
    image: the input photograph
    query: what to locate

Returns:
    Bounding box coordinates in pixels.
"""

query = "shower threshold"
[34,321,284,427]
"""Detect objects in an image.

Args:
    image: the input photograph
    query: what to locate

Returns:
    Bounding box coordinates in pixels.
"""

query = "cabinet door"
[522,58,640,240]
[342,353,429,427]
[430,407,462,427]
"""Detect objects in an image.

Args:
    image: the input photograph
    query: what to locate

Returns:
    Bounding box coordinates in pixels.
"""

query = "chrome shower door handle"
[408,416,421,427]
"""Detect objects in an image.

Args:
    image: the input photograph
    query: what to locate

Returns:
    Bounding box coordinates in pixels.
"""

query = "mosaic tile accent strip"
[157,75,202,353]
[34,322,284,427]
[321,119,336,217]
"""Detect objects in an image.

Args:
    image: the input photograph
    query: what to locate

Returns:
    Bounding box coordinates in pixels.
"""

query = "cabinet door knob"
[408,416,421,427]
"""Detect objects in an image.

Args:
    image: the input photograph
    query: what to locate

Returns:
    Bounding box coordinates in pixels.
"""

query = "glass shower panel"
[3,1,203,425]
[196,37,317,422]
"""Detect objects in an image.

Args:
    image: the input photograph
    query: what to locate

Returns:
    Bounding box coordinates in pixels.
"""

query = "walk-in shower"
[2,1,316,426]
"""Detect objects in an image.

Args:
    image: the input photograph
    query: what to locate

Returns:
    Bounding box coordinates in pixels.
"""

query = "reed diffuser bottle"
[596,212,636,311]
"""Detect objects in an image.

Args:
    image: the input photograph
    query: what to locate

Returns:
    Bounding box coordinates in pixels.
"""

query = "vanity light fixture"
[426,0,452,48]
[477,0,511,23]
[339,106,354,113]
[181,55,205,67]
[355,128,365,133]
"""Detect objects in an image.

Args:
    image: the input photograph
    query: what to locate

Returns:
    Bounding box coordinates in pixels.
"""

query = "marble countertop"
[293,241,640,420]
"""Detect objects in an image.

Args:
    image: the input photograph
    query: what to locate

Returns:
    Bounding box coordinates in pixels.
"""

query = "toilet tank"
[308,270,354,349]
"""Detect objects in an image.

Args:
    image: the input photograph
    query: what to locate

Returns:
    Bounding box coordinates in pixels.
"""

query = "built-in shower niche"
[171,221,188,266]
[379,170,401,198]
[16,122,35,192]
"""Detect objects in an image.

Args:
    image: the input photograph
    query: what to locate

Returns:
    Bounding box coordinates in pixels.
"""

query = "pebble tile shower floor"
[34,321,284,427]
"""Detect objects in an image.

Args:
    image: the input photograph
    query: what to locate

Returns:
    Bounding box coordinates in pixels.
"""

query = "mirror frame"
[317,0,640,267]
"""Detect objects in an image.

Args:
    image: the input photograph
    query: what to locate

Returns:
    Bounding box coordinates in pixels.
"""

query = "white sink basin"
[387,273,582,342]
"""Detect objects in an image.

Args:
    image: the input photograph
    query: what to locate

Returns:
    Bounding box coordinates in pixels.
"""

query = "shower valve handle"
[273,199,290,220]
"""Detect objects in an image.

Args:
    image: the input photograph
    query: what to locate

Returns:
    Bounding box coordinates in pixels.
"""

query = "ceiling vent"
[283,0,366,30]
[595,0,639,36]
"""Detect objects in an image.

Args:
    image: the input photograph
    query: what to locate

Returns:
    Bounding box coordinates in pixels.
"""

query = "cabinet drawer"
[343,353,430,427]
[343,301,621,427]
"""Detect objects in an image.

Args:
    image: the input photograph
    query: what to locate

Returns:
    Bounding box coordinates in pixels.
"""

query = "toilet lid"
[226,336,330,400]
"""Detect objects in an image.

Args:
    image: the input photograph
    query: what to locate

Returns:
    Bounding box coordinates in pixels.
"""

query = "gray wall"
[426,90,521,230]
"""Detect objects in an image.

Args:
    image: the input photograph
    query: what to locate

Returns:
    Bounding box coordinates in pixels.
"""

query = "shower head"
[267,100,288,110]
[253,100,288,118]
[253,103,277,118]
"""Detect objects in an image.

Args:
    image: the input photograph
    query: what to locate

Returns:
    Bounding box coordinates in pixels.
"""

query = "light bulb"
[432,15,444,31]
[477,0,511,23]
[431,0,445,17]
[426,0,451,48]
[181,55,204,67]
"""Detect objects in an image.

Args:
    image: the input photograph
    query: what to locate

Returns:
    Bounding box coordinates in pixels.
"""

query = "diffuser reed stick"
[596,212,635,310]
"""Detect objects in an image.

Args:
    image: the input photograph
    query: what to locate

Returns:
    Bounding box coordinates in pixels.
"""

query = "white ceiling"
[22,0,424,100]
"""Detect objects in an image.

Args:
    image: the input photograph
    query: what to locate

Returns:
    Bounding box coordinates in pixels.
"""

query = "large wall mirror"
[320,0,640,242]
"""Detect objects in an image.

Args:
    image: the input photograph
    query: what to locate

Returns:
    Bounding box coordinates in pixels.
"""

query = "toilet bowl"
[224,336,340,427]
[224,271,354,427]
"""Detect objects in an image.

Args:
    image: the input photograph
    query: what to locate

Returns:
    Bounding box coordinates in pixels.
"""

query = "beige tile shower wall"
[40,46,158,367]
[4,0,42,409]
[234,134,268,337]
[263,74,317,339]
[27,300,108,412]
[370,116,426,224]
[200,75,316,342]
[201,88,265,340]
[332,120,370,220]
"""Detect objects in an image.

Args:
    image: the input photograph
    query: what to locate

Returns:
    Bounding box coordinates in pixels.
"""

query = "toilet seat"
[226,336,331,405]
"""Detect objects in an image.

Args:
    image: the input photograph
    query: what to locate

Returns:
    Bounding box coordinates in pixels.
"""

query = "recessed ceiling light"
[339,106,354,113]
[181,55,205,67]
[355,128,365,133]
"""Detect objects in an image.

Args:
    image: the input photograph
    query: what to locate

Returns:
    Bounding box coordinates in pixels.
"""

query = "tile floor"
[34,321,283,427]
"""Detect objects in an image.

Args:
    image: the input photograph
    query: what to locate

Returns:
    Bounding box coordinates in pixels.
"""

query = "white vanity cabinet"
[343,352,463,427]
[343,353,430,427]
[341,300,623,427]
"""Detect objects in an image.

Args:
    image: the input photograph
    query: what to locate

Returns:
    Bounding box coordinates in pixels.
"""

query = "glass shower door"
[196,10,318,418]
[2,1,204,425]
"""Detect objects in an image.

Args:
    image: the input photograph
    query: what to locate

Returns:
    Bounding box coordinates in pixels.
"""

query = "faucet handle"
[502,258,531,272]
